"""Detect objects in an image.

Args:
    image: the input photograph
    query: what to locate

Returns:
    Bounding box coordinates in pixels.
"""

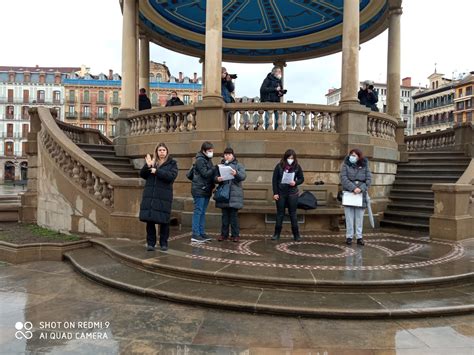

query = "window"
[37,90,45,103]
[467,111,472,122]
[22,106,29,120]
[183,95,190,104]
[383,104,387,113]
[83,90,90,103]
[457,102,464,110]
[458,88,463,98]
[457,113,463,123]
[68,105,75,114]
[467,99,472,109]
[156,73,162,82]
[98,90,105,104]
[6,106,14,119]
[5,142,14,156]
[111,125,116,137]
[403,106,408,114]
[23,89,29,103]
[97,106,105,119]
[112,107,119,118]
[53,91,61,103]
[83,106,90,119]
[82,124,90,129]
[22,142,28,157]
[198,94,202,102]
[149,74,155,83]
[467,86,473,96]
[22,124,29,138]
[112,91,119,104]
[97,124,105,133]
[69,90,75,102]
[151,93,158,105]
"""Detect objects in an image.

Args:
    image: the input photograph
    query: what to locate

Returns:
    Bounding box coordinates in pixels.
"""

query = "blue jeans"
[344,206,365,239]
[192,197,210,236]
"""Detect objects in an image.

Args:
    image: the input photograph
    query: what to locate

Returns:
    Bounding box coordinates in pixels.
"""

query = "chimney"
[193,72,197,82]
[402,77,412,87]
[108,69,113,80]
[179,72,183,82]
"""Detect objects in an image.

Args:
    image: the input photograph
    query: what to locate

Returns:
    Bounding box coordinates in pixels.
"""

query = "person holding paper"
[271,149,304,241]
[340,148,372,246]
[215,147,246,242]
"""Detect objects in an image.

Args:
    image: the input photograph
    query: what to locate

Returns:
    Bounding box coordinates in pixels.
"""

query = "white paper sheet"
[342,191,363,207]
[281,171,295,184]
[218,164,235,181]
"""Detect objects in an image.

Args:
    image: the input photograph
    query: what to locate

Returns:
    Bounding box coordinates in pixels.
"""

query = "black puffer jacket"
[260,73,283,102]
[139,157,178,224]
[340,156,372,208]
[214,158,246,209]
[138,94,152,111]
[272,163,304,196]
[191,152,216,198]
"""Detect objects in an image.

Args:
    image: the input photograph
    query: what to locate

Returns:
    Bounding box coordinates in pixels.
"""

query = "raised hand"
[145,154,154,167]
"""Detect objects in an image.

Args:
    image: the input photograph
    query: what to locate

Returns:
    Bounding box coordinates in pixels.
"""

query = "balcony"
[1,132,22,139]
[110,97,121,105]
[97,112,108,120]
[96,98,107,105]
[52,99,63,105]
[66,112,78,119]
[6,114,14,120]
[80,112,91,120]
[82,98,91,104]
[21,114,29,120]
[67,97,76,104]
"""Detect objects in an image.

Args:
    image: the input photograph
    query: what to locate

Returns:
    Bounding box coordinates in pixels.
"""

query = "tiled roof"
[0,66,80,73]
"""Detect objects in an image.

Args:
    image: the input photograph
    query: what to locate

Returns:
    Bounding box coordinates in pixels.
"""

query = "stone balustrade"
[127,106,197,135]
[405,128,455,151]
[55,119,111,145]
[367,112,398,141]
[224,103,339,132]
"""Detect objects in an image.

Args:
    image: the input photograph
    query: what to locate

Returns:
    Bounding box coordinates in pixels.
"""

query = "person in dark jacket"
[260,66,285,130]
[165,91,184,107]
[139,143,178,251]
[340,148,372,246]
[271,149,304,241]
[138,88,152,111]
[221,67,235,104]
[357,81,379,111]
[215,147,246,242]
[191,141,216,243]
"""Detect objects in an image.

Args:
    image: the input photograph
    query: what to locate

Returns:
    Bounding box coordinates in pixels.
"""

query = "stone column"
[203,0,223,100]
[121,0,137,111]
[340,0,360,104]
[273,60,287,102]
[386,5,403,119]
[199,57,205,86]
[195,0,226,133]
[139,34,150,95]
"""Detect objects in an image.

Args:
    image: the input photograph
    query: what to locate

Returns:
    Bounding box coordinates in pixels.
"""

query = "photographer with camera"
[358,80,379,112]
[222,67,236,129]
[260,66,286,129]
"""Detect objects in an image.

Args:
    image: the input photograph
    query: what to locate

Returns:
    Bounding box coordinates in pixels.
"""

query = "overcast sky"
[1,0,472,103]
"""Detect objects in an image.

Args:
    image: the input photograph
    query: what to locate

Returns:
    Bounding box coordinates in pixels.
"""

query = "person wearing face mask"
[271,149,304,241]
[139,143,178,252]
[190,141,216,243]
[260,66,285,130]
[340,148,372,246]
[215,147,246,242]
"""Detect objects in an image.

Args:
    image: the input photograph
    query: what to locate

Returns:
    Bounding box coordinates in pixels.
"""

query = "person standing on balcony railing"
[260,66,286,130]
[215,147,246,243]
[139,143,178,252]
[271,149,304,242]
[358,81,379,112]
[190,141,216,243]
[221,67,236,129]
[138,88,152,111]
[339,148,372,246]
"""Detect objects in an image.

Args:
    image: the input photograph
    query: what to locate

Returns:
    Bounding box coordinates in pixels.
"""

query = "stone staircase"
[77,143,139,178]
[381,151,471,231]
[0,195,21,222]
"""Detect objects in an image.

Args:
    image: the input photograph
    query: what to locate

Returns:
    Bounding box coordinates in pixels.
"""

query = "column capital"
[388,7,403,16]
[272,60,287,68]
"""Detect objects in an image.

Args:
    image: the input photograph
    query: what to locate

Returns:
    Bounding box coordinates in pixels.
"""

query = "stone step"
[88,155,132,164]
[389,189,434,197]
[406,157,471,164]
[79,148,119,156]
[391,181,435,190]
[379,219,430,231]
[382,210,431,225]
[396,167,467,175]
[65,246,474,318]
[77,143,115,151]
[386,203,434,212]
[394,175,460,181]
[387,195,434,205]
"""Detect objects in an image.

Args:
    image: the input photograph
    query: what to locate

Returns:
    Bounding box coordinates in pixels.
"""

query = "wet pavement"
[1,260,473,354]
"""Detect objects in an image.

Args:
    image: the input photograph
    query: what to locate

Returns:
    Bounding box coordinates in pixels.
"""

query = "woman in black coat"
[139,143,178,251]
[271,149,304,241]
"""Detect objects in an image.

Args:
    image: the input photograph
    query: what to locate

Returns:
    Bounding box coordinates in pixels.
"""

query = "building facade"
[412,72,455,135]
[0,65,79,182]
[325,77,416,135]
[63,62,202,137]
[454,71,474,125]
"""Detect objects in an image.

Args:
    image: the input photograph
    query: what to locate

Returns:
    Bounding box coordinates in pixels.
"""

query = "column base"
[430,216,473,241]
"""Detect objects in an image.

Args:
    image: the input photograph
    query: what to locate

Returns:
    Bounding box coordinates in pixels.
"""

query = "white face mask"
[287,159,294,165]
[275,74,282,80]
[206,152,213,159]
[224,160,229,164]
[349,155,358,164]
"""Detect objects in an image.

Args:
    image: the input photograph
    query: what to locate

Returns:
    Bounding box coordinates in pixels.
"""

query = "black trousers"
[221,207,240,237]
[275,194,300,237]
[146,222,170,247]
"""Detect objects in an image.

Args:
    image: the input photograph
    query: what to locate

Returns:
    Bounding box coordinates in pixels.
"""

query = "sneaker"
[357,238,365,246]
[271,234,280,241]
[160,245,168,251]
[201,234,213,242]
[191,235,206,243]
[231,236,240,243]
[293,235,301,241]
[146,245,156,251]
[345,238,352,246]
[218,235,228,242]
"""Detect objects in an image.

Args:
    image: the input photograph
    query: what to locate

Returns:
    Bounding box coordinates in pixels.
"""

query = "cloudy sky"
[1,0,472,103]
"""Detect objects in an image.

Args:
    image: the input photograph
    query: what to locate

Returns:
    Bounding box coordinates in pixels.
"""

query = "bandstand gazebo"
[114,0,405,231]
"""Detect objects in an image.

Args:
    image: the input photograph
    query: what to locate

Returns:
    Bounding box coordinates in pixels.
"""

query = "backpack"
[297,191,317,210]
[186,164,195,181]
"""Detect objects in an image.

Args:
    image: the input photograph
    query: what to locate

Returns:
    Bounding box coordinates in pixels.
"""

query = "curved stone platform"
[65,231,474,318]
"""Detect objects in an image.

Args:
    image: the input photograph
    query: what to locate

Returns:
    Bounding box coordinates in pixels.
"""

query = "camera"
[281,89,287,94]
[368,85,374,90]
[228,74,238,79]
